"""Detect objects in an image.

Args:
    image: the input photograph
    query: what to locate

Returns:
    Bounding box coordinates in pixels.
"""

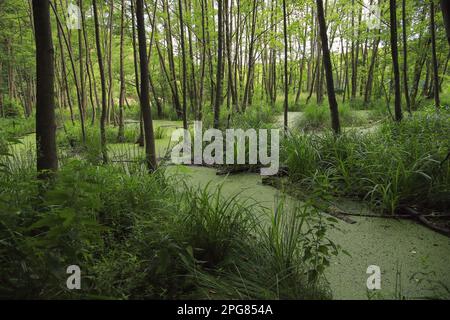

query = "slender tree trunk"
[78,0,86,119]
[33,0,58,177]
[130,0,144,146]
[80,1,96,125]
[283,0,288,131]
[214,0,224,128]
[136,0,157,171]
[364,30,380,105]
[52,2,85,140]
[390,0,402,122]
[93,0,108,163]
[295,16,308,105]
[106,0,114,125]
[51,1,85,141]
[401,0,411,114]
[225,0,237,116]
[430,1,440,108]
[242,0,257,110]
[117,0,126,142]
[144,0,163,119]
[316,0,340,134]
[198,0,207,119]
[178,0,188,129]
[185,0,198,119]
[55,8,74,125]
[164,0,182,118]
[441,0,450,46]
[131,0,140,99]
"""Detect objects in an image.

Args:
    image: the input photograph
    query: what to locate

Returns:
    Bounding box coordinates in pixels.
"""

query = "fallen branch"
[400,206,450,237]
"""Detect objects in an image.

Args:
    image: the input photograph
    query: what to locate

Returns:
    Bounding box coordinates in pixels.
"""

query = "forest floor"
[8,113,450,299]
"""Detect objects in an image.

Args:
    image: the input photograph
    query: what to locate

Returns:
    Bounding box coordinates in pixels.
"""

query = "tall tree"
[401,0,411,114]
[430,0,440,108]
[117,0,126,142]
[163,0,182,118]
[78,0,86,119]
[136,0,157,171]
[441,0,450,46]
[242,0,257,110]
[214,0,224,128]
[316,0,340,134]
[390,0,403,122]
[283,0,289,131]
[33,0,58,177]
[178,0,188,130]
[93,0,108,163]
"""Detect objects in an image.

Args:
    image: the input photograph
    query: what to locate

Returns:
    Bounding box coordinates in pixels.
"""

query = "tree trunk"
[93,0,108,163]
[441,0,450,46]
[242,0,257,110]
[136,0,157,172]
[401,0,411,114]
[178,0,189,129]
[430,1,440,108]
[33,0,58,177]
[106,0,114,125]
[164,0,182,119]
[117,0,126,142]
[389,0,403,122]
[214,0,224,128]
[283,0,289,131]
[198,0,207,119]
[364,30,380,105]
[316,0,340,134]
[78,0,86,120]
[51,2,85,141]
[55,7,74,125]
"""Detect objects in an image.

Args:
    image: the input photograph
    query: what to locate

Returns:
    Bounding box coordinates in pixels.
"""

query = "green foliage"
[282,110,450,213]
[0,117,35,139]
[2,98,23,118]
[231,104,276,130]
[154,126,166,139]
[57,123,140,164]
[183,198,336,300]
[174,183,257,268]
[0,158,336,299]
[296,103,364,130]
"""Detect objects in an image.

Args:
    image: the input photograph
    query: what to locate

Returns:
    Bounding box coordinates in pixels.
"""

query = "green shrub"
[2,98,23,118]
[184,199,336,300]
[283,110,450,213]
[0,159,337,299]
[0,117,35,139]
[297,104,364,131]
[174,183,258,268]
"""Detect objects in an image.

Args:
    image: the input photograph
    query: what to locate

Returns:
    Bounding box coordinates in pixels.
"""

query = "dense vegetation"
[0,0,449,299]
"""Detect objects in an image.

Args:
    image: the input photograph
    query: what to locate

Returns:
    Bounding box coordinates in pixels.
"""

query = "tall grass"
[282,110,450,213]
[185,198,336,299]
[0,156,337,299]
[296,103,365,131]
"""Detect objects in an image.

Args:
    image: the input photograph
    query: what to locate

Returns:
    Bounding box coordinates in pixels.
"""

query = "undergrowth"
[282,108,450,213]
[0,151,336,299]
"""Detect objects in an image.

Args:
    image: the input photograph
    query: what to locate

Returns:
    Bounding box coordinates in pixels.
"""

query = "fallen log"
[400,206,450,237]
